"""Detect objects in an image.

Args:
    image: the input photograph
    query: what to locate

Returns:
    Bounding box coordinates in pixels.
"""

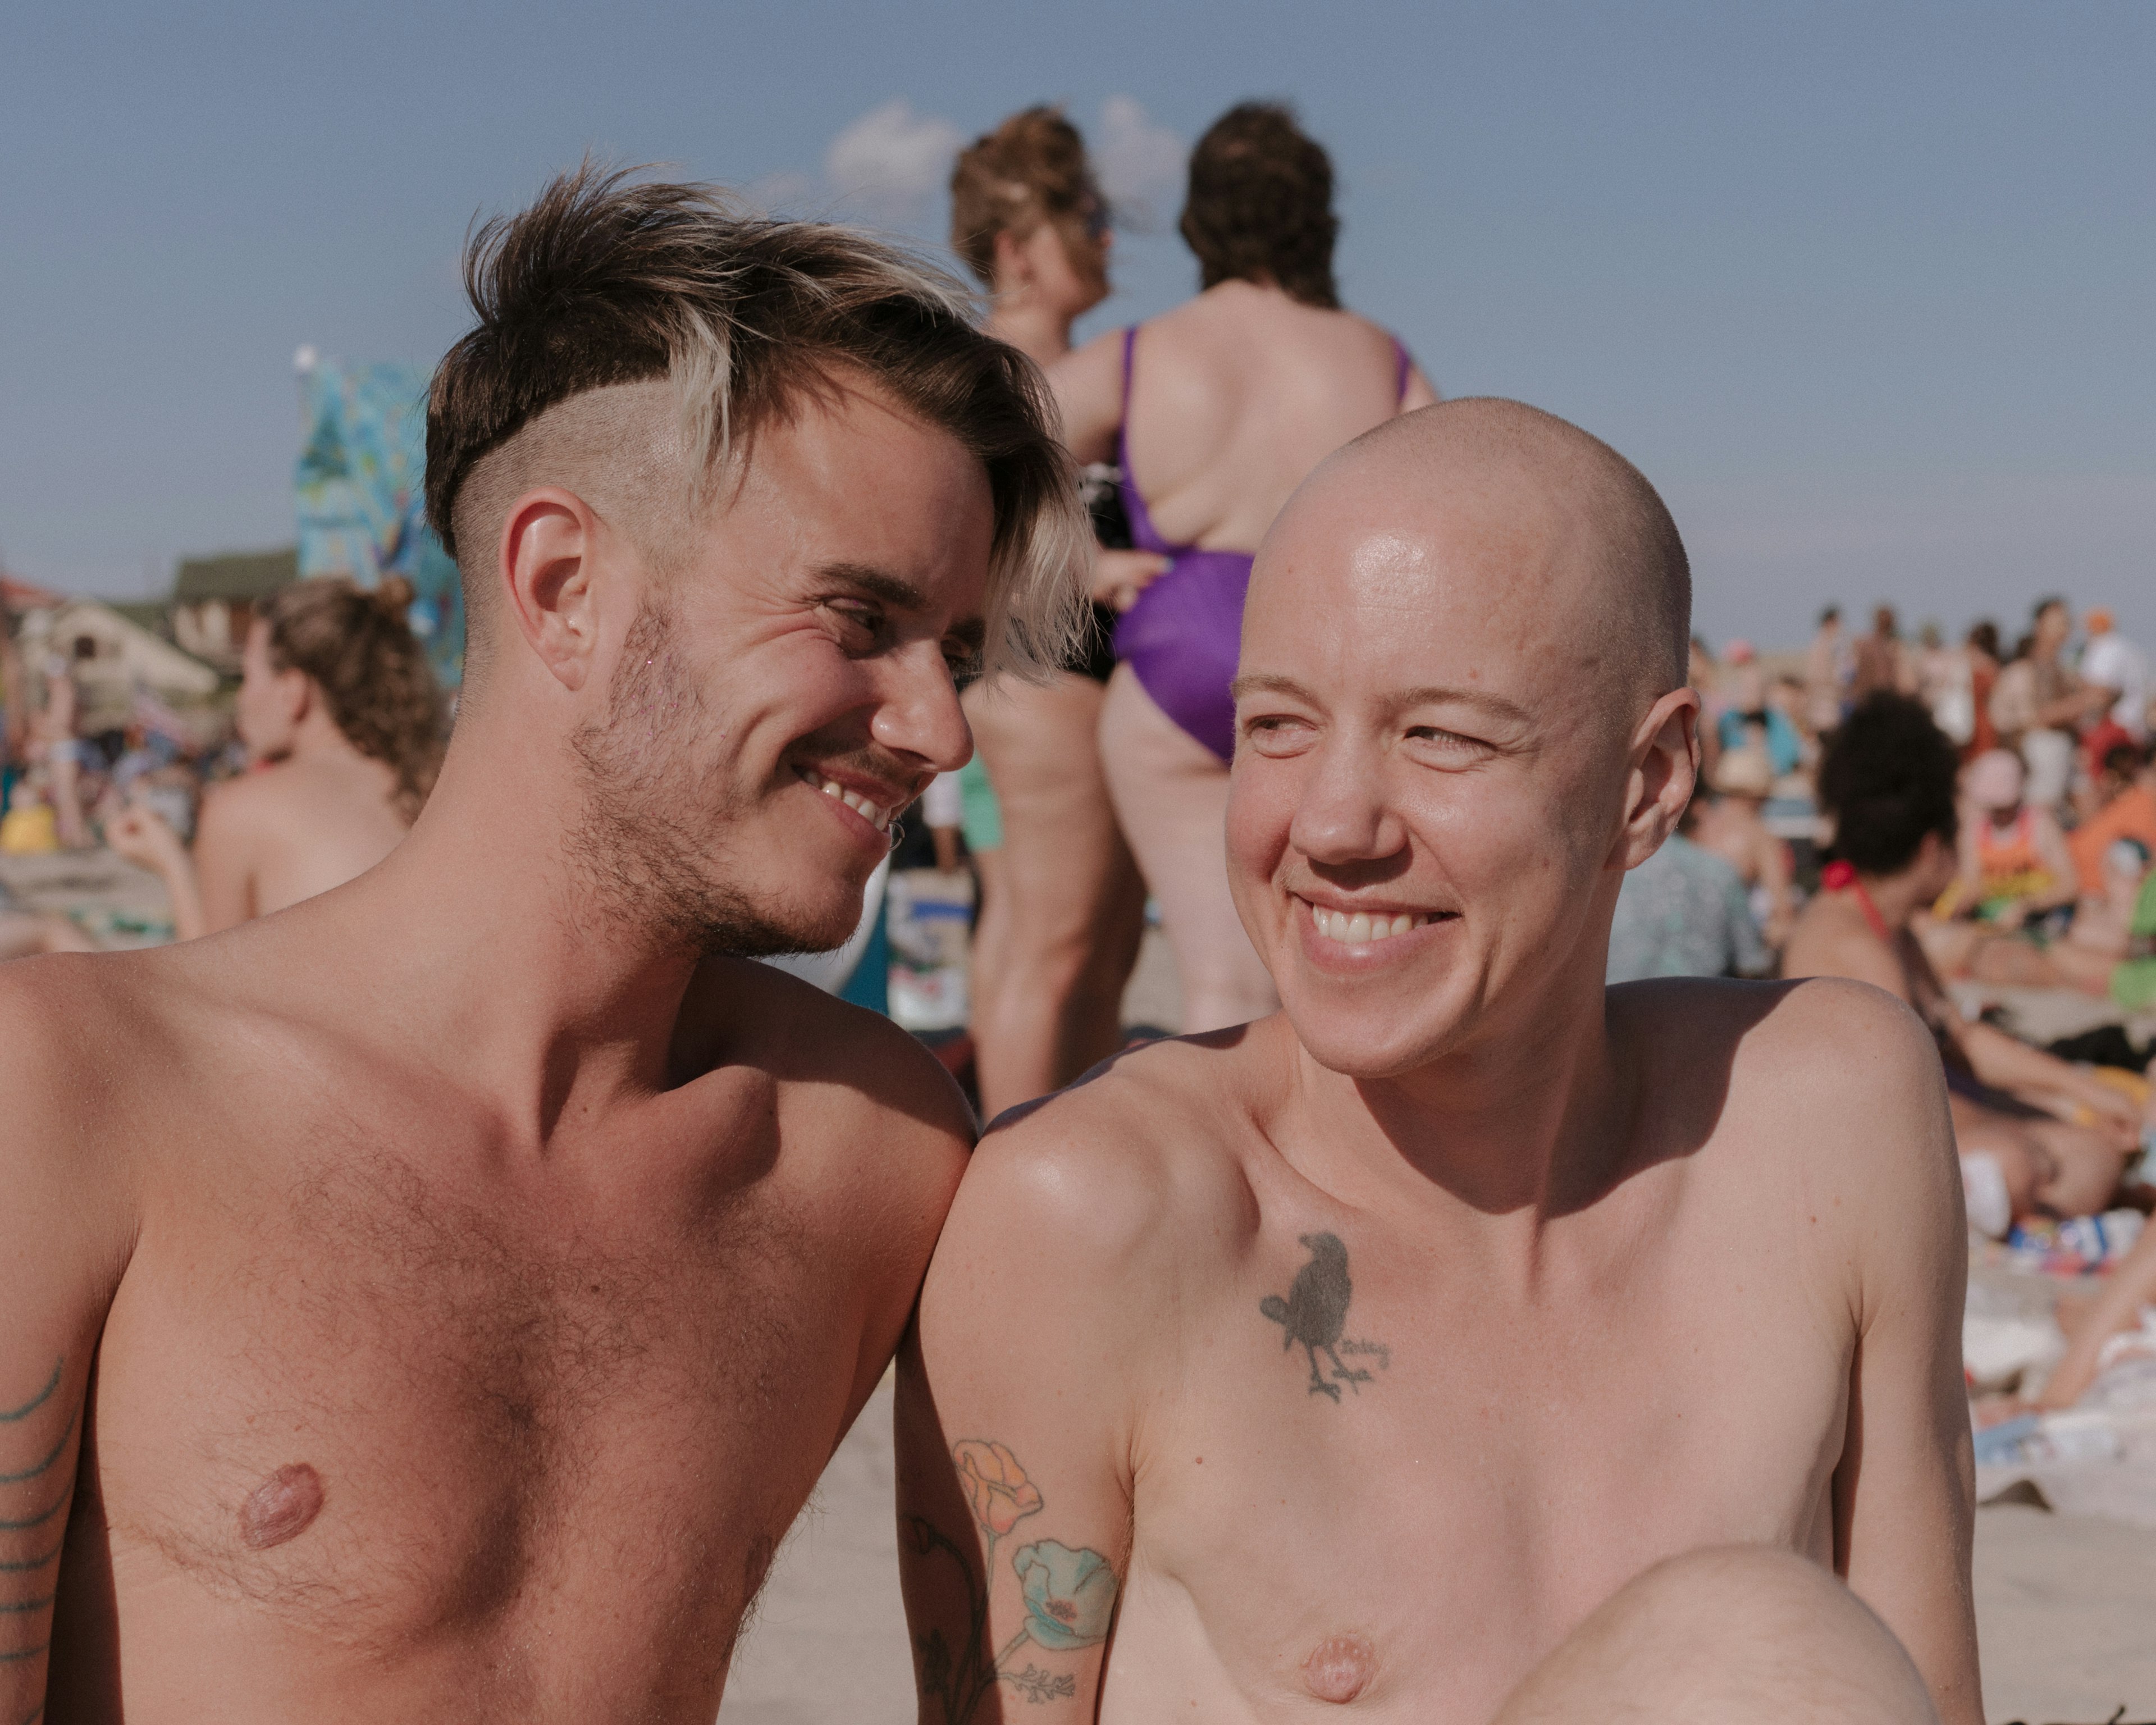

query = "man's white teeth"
[1310,905,1429,946]
[803,769,892,832]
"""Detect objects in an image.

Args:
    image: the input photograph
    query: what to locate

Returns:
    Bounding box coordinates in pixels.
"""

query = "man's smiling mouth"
[798,766,898,832]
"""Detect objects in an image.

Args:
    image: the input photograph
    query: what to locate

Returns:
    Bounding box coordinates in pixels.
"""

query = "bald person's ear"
[1611,687,1702,871]
[499,487,604,693]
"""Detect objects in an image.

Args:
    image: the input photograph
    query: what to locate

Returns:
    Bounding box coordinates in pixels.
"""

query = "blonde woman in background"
[949,107,1162,1117]
[108,574,444,937]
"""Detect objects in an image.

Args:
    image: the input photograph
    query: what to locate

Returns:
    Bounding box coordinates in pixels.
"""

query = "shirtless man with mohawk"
[0,166,1087,1722]
[900,400,1981,1722]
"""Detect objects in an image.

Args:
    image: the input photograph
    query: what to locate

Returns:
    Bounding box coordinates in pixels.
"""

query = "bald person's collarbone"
[1044,997,1867,1719]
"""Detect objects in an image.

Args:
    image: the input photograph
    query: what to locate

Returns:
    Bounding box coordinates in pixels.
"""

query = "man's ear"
[1613,687,1703,870]
[499,487,603,692]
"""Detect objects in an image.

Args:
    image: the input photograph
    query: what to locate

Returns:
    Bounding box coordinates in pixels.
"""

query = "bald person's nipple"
[1303,1633,1376,1704]
[239,1462,325,1550]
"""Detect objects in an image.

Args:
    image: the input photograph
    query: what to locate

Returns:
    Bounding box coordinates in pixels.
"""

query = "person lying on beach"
[105,574,442,938]
[0,166,1084,1724]
[899,400,1980,1723]
[1783,694,2139,1234]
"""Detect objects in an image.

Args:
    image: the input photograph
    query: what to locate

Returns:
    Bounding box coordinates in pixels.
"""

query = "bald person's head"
[1226,398,1701,1079]
[1261,398,1690,709]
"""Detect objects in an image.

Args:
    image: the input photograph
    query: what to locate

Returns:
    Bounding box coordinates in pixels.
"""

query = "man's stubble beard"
[567,598,860,960]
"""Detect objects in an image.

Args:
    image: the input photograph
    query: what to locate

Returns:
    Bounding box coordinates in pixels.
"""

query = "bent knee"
[1500,1548,1936,1725]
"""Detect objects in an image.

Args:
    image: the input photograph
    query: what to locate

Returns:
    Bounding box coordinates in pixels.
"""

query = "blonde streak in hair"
[984,469,1089,683]
[668,302,737,517]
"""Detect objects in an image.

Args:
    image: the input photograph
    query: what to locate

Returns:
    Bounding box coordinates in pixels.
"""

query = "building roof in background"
[1,573,67,612]
[106,600,175,636]
[173,546,296,604]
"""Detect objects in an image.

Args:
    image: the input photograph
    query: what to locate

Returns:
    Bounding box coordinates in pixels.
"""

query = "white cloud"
[824,99,963,220]
[1094,96,1186,234]
[743,168,820,217]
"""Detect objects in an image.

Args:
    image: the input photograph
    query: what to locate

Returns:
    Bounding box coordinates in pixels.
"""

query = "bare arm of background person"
[103,805,208,942]
[896,1106,1155,1723]
[1821,984,1984,1725]
[0,970,134,1721]
[1045,332,1129,468]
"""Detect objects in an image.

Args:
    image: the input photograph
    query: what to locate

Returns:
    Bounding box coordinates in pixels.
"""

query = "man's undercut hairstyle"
[1180,102,1340,309]
[950,107,1102,288]
[1817,693,1961,875]
[426,163,1088,683]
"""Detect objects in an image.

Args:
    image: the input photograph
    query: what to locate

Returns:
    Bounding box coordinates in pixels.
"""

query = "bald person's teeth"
[1311,906,1430,946]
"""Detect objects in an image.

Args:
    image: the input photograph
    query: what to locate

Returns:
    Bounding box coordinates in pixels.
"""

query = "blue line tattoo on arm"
[0,1366,58,1426]
[0,1543,60,1575]
[0,1481,71,1534]
[0,1409,76,1489]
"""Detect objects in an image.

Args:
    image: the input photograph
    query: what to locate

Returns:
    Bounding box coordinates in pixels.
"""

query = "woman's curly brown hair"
[1179,102,1340,309]
[260,575,446,819]
[949,106,1102,288]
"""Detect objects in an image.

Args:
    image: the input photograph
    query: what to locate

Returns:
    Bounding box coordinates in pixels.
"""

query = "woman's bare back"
[198,751,409,928]
[1058,280,1437,552]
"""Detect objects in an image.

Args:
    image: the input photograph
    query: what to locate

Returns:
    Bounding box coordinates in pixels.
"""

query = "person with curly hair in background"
[1781,693,2137,1235]
[107,574,444,938]
[945,106,1160,1117]
[1050,102,1438,1034]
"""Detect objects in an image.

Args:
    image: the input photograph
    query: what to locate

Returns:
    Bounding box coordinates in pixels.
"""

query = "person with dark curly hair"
[1783,693,2137,1233]
[944,106,1158,1117]
[1050,101,1438,1035]
[107,574,445,938]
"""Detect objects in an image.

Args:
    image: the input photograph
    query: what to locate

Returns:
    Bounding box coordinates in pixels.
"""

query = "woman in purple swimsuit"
[1050,103,1436,1032]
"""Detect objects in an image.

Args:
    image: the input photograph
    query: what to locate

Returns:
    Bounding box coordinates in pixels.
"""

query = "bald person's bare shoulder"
[958,1027,1282,1271]
[1611,974,1956,1202]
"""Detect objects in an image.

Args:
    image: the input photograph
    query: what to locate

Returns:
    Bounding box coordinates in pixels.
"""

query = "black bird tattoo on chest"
[1259,1232,1391,1402]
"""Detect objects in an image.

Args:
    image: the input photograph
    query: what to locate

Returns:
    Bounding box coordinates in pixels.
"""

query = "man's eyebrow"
[815,560,984,651]
[814,562,931,611]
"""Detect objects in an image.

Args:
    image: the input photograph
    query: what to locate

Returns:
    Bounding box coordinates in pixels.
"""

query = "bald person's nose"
[1290,743,1407,866]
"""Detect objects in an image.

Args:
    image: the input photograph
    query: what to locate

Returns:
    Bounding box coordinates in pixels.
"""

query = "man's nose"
[866,643,972,774]
[1289,743,1406,865]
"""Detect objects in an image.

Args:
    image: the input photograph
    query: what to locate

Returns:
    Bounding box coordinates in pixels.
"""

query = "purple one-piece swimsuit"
[1112,326,1412,763]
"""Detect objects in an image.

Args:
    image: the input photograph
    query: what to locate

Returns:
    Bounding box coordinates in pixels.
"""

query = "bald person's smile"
[1292,890,1459,970]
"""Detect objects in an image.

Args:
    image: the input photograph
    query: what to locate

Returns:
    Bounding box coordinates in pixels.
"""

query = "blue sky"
[3,1,2151,647]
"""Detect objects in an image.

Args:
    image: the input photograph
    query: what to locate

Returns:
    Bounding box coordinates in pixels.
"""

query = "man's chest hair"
[101,1138,835,1622]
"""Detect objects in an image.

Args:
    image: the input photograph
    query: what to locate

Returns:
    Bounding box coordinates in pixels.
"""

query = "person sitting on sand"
[106,574,443,938]
[2067,741,2156,898]
[0,166,1080,1723]
[901,401,1982,1723]
[1782,695,2137,1235]
[1944,746,2076,933]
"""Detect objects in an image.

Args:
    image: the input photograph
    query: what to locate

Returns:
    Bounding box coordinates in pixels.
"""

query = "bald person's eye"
[1404,724,1495,766]
[1243,712,1319,757]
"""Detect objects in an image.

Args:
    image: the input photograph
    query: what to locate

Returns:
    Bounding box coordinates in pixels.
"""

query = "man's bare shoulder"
[680,955,974,1165]
[0,947,182,1207]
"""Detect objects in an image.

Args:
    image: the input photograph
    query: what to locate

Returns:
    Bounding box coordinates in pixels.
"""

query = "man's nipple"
[1303,1633,1376,1704]
[239,1462,326,1550]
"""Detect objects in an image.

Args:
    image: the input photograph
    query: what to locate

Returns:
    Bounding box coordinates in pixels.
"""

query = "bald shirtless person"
[899,400,1979,1723]
[0,167,1086,1722]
